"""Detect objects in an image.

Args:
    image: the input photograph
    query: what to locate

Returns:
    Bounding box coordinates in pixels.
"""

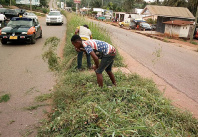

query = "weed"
[35,93,53,102]
[0,94,10,103]
[163,37,169,42]
[191,41,198,45]
[9,120,15,124]
[42,37,61,72]
[24,104,47,110]
[152,46,163,65]
[25,87,38,95]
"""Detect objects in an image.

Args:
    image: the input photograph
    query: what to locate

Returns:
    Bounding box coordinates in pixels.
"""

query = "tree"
[123,0,135,12]
[90,0,101,8]
[187,0,198,16]
[162,0,187,7]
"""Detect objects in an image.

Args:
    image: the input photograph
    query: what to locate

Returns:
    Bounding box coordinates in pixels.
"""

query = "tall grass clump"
[38,11,198,136]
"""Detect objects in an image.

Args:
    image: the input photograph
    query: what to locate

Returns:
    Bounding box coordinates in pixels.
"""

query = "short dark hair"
[71,35,82,42]
[83,24,89,29]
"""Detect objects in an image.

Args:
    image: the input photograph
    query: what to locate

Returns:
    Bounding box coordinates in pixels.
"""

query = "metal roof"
[163,20,194,25]
[141,5,195,19]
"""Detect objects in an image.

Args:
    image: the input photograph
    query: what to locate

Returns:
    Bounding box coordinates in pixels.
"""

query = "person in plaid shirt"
[71,35,116,87]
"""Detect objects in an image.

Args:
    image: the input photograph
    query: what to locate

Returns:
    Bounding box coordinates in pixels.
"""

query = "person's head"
[83,24,89,29]
[71,35,82,49]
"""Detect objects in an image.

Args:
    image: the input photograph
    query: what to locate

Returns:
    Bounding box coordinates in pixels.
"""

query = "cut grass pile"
[38,12,198,136]
[38,72,197,136]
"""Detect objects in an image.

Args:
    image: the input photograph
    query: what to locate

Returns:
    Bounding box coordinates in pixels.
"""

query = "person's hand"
[75,48,81,52]
[92,65,97,71]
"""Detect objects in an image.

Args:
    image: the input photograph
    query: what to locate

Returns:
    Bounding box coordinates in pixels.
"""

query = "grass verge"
[38,12,198,136]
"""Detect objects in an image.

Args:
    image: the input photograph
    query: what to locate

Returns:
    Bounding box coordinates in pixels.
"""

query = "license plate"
[9,36,18,39]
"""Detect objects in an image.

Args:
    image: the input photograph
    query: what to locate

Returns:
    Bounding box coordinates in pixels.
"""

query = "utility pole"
[102,0,103,7]
[10,0,11,6]
[190,6,198,43]
[30,0,32,11]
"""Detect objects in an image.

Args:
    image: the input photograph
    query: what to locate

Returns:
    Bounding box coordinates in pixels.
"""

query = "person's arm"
[90,51,99,70]
[75,28,79,35]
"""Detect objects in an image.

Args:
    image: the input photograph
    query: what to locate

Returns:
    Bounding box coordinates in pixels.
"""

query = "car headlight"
[46,17,49,20]
[22,32,27,34]
[58,17,61,19]
[1,32,6,34]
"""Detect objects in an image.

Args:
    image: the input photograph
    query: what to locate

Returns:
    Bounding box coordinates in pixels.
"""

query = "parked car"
[23,12,38,20]
[5,9,19,19]
[151,24,157,31]
[0,17,42,44]
[46,10,63,25]
[0,8,7,14]
[119,21,130,28]
[140,23,152,31]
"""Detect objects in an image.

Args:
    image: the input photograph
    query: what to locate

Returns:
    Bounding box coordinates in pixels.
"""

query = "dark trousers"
[77,51,91,69]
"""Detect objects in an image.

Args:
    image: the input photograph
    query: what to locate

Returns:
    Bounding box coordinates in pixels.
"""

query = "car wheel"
[46,23,49,26]
[30,34,36,44]
[1,39,7,45]
[39,31,42,38]
[120,25,124,28]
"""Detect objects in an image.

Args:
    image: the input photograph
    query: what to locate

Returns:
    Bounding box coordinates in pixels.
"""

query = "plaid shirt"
[82,39,116,55]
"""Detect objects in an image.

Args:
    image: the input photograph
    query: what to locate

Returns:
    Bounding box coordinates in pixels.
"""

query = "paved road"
[90,20,198,103]
[0,16,66,136]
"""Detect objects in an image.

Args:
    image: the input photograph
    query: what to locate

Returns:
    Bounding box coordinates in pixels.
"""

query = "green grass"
[191,41,198,45]
[35,93,53,102]
[0,94,10,103]
[37,11,198,136]
[24,104,48,110]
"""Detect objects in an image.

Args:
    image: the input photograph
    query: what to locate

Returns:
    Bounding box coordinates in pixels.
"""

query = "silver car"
[46,11,63,25]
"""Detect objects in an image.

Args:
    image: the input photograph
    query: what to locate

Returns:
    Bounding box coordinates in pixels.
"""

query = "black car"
[5,9,19,19]
[0,17,42,44]
[140,23,152,31]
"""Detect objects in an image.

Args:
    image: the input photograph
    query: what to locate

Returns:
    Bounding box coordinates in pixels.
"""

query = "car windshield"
[48,12,61,16]
[7,20,33,27]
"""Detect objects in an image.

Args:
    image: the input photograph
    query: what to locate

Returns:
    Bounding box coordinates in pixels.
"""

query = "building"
[16,0,40,6]
[141,5,195,33]
[163,20,194,38]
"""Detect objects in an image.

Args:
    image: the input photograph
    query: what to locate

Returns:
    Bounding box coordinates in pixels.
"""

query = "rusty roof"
[141,5,195,19]
[163,20,194,26]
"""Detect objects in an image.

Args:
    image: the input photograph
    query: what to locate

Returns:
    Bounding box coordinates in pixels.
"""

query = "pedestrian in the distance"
[71,35,116,87]
[75,25,92,70]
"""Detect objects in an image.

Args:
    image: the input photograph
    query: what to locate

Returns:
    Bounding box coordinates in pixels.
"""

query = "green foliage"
[146,18,157,24]
[38,72,197,136]
[0,94,10,103]
[35,93,53,102]
[42,37,61,72]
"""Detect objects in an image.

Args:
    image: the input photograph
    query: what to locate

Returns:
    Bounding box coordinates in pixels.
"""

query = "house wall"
[179,25,190,37]
[164,24,180,38]
[164,24,192,38]
[156,16,194,33]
